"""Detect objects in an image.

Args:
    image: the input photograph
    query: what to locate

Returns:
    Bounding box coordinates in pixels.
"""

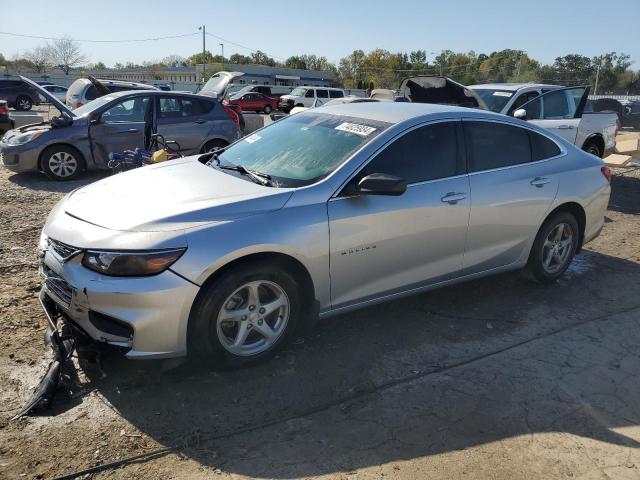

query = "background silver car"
[0,77,241,180]
[38,103,611,365]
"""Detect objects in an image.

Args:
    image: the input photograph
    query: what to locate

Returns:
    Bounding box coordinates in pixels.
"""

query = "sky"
[1,0,639,68]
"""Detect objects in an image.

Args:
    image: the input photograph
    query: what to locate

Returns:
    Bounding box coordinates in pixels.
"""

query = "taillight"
[223,105,240,127]
[0,104,8,114]
[75,102,84,109]
[601,166,612,183]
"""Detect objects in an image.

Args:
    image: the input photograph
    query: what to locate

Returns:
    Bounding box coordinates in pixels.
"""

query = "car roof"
[314,102,502,124]
[93,90,211,100]
[467,83,561,91]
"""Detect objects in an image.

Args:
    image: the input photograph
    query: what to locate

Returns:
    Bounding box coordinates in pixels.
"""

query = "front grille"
[42,264,73,307]
[48,238,81,260]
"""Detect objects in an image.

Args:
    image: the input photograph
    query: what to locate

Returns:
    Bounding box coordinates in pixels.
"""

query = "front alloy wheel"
[189,260,303,366]
[216,280,290,356]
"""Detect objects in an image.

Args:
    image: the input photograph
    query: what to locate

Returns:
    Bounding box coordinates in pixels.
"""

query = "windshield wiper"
[211,157,273,186]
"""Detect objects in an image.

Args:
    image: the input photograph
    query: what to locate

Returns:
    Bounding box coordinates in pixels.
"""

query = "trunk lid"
[198,71,245,100]
[398,76,489,110]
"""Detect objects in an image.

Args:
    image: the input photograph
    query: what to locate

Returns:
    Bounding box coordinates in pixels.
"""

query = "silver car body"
[39,103,610,359]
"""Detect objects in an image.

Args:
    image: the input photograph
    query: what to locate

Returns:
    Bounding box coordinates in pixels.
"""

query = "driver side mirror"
[345,173,407,196]
[513,108,527,120]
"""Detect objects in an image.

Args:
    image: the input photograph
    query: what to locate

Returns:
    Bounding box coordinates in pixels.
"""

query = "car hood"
[398,76,488,110]
[20,76,75,118]
[64,157,293,232]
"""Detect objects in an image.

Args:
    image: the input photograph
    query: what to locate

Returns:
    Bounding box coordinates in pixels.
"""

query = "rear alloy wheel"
[16,95,33,111]
[41,146,82,181]
[189,261,302,366]
[583,141,602,158]
[263,104,272,114]
[526,212,579,283]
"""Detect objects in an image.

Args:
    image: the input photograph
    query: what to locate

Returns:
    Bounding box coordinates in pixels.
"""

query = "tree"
[90,61,107,70]
[250,50,276,66]
[23,46,54,73]
[187,51,225,66]
[47,37,87,74]
[229,53,252,64]
[161,55,186,67]
[338,49,366,88]
[285,55,307,70]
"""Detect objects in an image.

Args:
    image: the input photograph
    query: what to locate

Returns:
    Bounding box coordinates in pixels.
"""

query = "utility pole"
[198,25,206,82]
[594,63,601,96]
[220,43,224,68]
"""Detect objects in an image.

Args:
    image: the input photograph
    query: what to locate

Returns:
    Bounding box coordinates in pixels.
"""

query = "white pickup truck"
[468,83,619,157]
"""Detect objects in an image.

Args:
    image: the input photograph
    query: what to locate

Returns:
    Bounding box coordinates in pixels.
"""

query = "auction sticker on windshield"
[335,122,377,137]
[244,133,262,144]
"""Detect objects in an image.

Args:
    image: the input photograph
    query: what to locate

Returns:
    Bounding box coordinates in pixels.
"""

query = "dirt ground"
[1,159,640,479]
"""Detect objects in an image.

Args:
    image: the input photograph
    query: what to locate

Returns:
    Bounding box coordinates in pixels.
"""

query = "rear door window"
[465,121,532,172]
[317,89,329,99]
[329,90,344,99]
[363,122,461,184]
[159,96,213,119]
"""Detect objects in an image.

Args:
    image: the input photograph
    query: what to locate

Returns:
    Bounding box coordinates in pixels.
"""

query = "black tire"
[201,139,228,154]
[263,105,272,114]
[583,140,603,158]
[40,145,83,181]
[15,95,33,111]
[188,260,303,367]
[526,211,579,283]
[295,103,304,108]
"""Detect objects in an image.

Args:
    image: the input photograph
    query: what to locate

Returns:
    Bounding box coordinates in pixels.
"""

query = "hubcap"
[48,152,78,178]
[18,98,30,109]
[216,280,290,356]
[542,222,574,274]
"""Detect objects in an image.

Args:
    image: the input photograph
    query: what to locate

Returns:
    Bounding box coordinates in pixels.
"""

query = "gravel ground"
[0,162,640,479]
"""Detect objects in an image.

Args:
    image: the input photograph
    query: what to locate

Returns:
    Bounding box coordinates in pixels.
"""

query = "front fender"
[172,203,331,309]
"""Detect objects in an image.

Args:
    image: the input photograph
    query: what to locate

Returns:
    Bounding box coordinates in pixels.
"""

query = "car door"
[156,95,215,154]
[315,89,329,106]
[328,120,470,309]
[89,95,152,166]
[514,86,590,144]
[462,119,561,275]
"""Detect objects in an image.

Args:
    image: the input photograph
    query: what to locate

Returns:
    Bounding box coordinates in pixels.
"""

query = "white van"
[278,86,345,112]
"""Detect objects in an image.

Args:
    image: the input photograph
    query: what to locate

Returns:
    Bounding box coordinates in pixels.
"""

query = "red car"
[229,92,278,114]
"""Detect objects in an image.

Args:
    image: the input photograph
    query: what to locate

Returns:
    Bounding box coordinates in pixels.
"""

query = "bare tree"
[47,37,87,74]
[24,45,53,73]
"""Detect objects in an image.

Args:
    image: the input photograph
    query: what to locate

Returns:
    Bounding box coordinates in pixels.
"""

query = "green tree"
[229,53,252,64]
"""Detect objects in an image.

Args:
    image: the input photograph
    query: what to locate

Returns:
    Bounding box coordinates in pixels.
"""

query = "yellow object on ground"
[150,149,169,163]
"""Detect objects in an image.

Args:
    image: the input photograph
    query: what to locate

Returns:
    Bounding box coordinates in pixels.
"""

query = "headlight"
[7,130,45,145]
[81,249,186,276]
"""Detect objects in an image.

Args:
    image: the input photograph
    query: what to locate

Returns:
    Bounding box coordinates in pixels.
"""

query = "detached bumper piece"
[14,293,76,418]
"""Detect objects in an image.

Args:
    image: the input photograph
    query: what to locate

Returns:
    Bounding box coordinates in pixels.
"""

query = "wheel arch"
[199,137,229,154]
[543,202,587,253]
[38,143,87,171]
[187,251,318,344]
[581,134,605,156]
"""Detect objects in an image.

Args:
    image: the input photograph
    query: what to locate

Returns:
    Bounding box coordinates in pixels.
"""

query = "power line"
[0,30,199,43]
[204,32,285,61]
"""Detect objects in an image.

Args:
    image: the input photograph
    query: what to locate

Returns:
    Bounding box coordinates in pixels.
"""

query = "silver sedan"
[38,103,611,365]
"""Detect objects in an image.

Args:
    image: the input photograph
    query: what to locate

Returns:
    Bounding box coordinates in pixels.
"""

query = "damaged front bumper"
[38,238,200,359]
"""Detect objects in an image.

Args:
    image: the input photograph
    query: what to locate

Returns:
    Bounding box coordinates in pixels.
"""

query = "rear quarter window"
[529,131,561,160]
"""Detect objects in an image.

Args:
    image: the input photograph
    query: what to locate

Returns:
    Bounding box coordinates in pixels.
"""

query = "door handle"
[530,177,551,187]
[557,125,575,130]
[440,192,467,204]
[117,128,139,134]
[194,119,207,124]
